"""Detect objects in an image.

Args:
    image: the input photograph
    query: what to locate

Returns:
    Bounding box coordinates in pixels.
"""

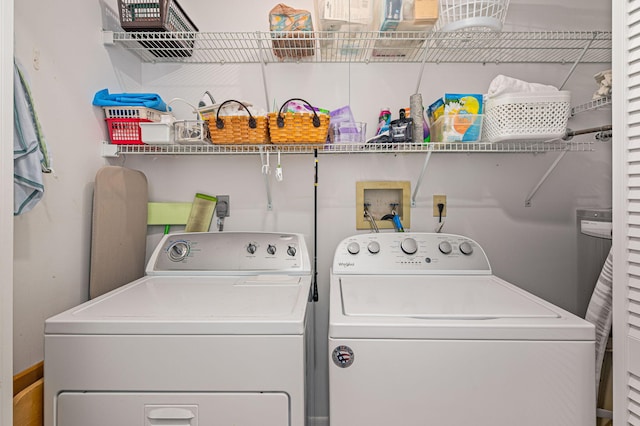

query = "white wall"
[12,0,134,372]
[12,0,611,421]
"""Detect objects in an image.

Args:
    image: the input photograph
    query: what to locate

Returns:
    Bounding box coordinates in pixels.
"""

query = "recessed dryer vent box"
[356,181,411,230]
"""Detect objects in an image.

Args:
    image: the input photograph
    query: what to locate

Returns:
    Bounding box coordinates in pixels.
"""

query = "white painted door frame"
[612,0,640,424]
[1,0,14,424]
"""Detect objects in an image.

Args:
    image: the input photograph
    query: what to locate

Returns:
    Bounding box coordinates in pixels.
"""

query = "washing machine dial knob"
[368,241,381,254]
[347,242,360,255]
[438,241,452,255]
[247,243,257,254]
[287,245,297,257]
[267,244,277,255]
[401,238,418,255]
[168,241,190,262]
[459,241,473,255]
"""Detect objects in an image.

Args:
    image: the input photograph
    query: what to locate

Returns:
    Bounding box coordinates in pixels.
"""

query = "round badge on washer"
[332,345,354,368]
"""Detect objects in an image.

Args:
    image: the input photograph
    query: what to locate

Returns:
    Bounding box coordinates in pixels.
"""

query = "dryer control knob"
[459,241,473,255]
[287,245,297,257]
[401,238,418,255]
[168,241,190,262]
[438,241,452,255]
[347,242,360,255]
[267,244,277,255]
[247,243,257,254]
[368,241,381,254]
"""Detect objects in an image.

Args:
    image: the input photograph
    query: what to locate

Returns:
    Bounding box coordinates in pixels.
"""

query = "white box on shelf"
[139,122,174,144]
[482,91,571,143]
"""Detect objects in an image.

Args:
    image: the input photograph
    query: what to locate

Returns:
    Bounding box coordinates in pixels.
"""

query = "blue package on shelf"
[92,88,169,112]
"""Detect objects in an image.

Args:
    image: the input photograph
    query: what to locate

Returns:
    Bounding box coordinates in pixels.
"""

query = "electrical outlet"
[433,195,447,217]
[216,195,230,217]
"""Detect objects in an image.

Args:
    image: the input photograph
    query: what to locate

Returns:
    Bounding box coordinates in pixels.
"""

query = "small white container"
[174,120,210,145]
[139,122,174,144]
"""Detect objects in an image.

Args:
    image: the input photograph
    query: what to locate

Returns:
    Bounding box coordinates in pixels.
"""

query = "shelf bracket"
[257,32,271,112]
[102,30,114,46]
[101,142,119,157]
[524,149,568,207]
[414,29,435,94]
[558,32,598,90]
[411,151,433,207]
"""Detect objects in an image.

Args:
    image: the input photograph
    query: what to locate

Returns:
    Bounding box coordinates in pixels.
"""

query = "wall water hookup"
[356,181,411,230]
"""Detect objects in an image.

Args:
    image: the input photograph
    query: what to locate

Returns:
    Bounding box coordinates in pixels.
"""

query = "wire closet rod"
[563,124,612,139]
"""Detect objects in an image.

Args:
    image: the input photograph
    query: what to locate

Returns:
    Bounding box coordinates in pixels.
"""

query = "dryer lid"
[45,275,312,335]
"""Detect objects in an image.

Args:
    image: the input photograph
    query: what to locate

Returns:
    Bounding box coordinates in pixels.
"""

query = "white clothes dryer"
[329,232,595,426]
[45,231,314,426]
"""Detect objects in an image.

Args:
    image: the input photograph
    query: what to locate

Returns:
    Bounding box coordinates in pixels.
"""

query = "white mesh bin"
[102,106,166,121]
[482,91,571,143]
[435,0,510,32]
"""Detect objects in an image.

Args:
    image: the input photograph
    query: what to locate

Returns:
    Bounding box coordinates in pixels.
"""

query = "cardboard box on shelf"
[414,0,439,24]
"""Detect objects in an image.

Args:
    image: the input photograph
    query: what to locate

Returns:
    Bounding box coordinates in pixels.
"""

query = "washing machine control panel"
[333,233,491,274]
[148,232,311,274]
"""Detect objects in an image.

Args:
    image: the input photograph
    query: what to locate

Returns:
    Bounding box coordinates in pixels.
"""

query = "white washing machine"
[45,231,314,426]
[329,232,596,426]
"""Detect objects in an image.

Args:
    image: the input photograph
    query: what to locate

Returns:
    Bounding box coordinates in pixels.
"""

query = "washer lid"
[45,275,311,335]
[342,275,558,319]
[330,275,594,340]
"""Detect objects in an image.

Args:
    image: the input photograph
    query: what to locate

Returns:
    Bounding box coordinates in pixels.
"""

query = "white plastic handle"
[146,407,195,426]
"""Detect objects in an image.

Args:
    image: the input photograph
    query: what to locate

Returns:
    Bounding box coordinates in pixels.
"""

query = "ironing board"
[89,166,148,299]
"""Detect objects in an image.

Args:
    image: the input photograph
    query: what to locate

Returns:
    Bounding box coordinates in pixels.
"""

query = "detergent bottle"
[376,107,392,135]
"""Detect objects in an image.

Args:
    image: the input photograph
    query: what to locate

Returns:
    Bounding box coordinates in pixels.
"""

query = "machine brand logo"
[338,262,355,268]
[332,345,354,368]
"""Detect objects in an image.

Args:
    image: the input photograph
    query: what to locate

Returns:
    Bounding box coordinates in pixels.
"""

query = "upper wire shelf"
[104,30,612,65]
[104,141,594,157]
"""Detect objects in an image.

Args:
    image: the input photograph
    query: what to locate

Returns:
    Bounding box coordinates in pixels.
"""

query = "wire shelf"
[106,30,611,64]
[570,95,612,116]
[105,140,594,156]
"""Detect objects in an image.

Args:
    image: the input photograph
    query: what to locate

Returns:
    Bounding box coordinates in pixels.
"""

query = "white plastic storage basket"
[102,106,166,121]
[435,0,510,32]
[482,91,571,143]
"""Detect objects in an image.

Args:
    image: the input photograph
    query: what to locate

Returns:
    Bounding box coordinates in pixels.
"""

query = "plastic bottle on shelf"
[376,108,392,135]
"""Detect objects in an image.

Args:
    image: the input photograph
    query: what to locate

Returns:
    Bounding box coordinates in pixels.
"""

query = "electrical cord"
[435,203,445,233]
